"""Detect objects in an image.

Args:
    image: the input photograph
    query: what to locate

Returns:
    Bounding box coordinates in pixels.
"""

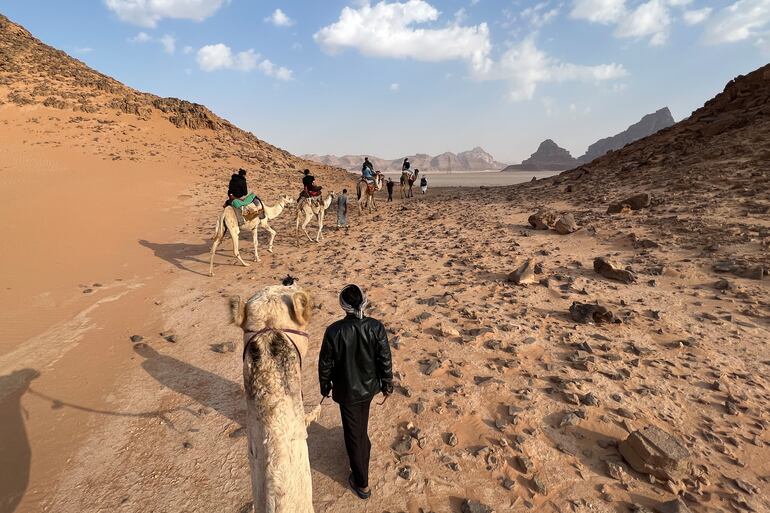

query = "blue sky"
[2,0,768,162]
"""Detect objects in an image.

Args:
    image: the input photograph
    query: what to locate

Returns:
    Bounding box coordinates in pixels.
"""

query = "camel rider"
[362,157,373,174]
[401,158,410,174]
[225,168,264,219]
[362,163,376,184]
[302,169,322,199]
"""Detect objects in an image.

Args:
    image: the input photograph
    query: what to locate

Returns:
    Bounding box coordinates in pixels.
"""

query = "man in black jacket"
[318,284,393,500]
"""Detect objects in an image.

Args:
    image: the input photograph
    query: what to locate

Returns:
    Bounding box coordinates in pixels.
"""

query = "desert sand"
[2,13,770,513]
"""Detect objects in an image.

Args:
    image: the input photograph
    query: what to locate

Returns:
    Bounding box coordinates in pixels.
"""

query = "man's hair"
[303,169,310,175]
[343,188,347,193]
[340,284,364,308]
[238,168,247,176]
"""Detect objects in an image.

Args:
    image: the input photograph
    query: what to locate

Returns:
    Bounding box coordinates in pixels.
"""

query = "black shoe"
[348,474,370,500]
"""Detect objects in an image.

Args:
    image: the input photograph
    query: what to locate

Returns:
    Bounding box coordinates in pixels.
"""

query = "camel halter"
[243,328,310,369]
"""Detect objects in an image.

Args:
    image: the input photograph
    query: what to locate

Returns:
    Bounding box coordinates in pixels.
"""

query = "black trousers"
[339,397,373,488]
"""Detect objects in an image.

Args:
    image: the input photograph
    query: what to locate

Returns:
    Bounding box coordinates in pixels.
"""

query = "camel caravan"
[209,162,424,275]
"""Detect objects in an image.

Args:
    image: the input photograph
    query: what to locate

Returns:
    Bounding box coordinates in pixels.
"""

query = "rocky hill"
[502,139,578,171]
[578,107,675,163]
[303,146,507,173]
[0,13,346,185]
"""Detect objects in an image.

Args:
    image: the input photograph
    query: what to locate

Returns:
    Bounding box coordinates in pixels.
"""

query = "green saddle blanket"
[231,193,256,208]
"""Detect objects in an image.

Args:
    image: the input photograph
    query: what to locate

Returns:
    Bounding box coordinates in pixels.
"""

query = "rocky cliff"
[502,139,578,171]
[0,13,343,180]
[578,107,675,163]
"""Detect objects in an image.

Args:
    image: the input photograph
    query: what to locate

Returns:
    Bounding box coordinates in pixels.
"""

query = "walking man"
[318,284,394,500]
[337,188,349,231]
[386,177,394,202]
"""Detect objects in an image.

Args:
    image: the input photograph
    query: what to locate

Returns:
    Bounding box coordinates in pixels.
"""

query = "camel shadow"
[0,368,40,513]
[307,422,348,487]
[133,343,245,426]
[138,239,212,276]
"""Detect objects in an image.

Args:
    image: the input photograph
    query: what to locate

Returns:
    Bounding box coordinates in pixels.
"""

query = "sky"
[1,0,768,163]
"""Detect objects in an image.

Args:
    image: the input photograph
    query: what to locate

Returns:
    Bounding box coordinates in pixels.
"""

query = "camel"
[356,172,383,214]
[209,195,294,277]
[231,284,317,513]
[295,192,336,244]
[400,171,415,199]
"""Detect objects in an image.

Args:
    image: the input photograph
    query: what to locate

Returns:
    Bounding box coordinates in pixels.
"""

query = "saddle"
[360,177,376,193]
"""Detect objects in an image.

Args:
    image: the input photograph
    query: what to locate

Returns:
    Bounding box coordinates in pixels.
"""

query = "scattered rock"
[502,477,515,490]
[210,342,235,353]
[531,475,547,495]
[594,257,637,284]
[397,466,412,480]
[569,302,615,324]
[508,258,537,286]
[446,432,458,447]
[656,498,692,513]
[129,335,143,343]
[461,499,495,513]
[554,213,579,234]
[438,323,460,337]
[606,460,628,482]
[607,193,651,214]
[528,210,557,230]
[619,426,691,481]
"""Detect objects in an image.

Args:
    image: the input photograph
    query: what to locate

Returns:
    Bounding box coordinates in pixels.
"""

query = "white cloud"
[703,0,770,44]
[129,31,152,43]
[265,8,294,27]
[614,0,671,45]
[196,44,293,79]
[522,2,560,28]
[257,59,294,80]
[74,47,94,54]
[105,0,228,27]
[160,34,176,54]
[683,7,712,24]
[183,45,194,54]
[570,0,626,24]
[390,82,400,91]
[314,0,492,74]
[487,37,628,101]
[317,1,625,101]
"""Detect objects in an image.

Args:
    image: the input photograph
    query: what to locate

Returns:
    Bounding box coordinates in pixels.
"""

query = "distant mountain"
[302,147,507,172]
[578,107,675,163]
[502,139,578,171]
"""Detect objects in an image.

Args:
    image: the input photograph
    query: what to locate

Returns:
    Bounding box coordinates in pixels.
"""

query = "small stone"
[461,499,494,513]
[606,460,628,482]
[580,392,600,406]
[508,259,537,286]
[531,475,547,495]
[594,257,637,284]
[182,441,193,449]
[502,477,515,490]
[554,213,579,235]
[560,412,581,427]
[446,432,458,447]
[130,335,143,343]
[517,455,534,473]
[83,288,93,294]
[656,498,693,513]
[570,302,615,324]
[397,466,412,480]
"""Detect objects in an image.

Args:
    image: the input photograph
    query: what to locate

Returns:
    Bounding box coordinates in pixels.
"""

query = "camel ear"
[230,296,246,327]
[290,290,313,326]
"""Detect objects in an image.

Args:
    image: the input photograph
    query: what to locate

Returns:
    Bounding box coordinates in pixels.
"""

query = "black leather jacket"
[318,315,393,404]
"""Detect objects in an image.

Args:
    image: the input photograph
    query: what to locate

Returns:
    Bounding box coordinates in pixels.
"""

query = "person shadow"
[0,368,40,513]
[138,239,212,276]
[307,422,348,487]
[132,343,245,426]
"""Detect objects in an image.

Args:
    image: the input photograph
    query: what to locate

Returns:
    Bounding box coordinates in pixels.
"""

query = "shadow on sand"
[138,239,212,276]
[0,368,39,513]
[307,422,348,486]
[133,343,245,425]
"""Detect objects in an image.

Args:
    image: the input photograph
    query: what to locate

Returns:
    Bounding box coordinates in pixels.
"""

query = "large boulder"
[607,193,651,214]
[619,426,691,481]
[594,257,637,284]
[554,213,579,234]
[528,210,557,230]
